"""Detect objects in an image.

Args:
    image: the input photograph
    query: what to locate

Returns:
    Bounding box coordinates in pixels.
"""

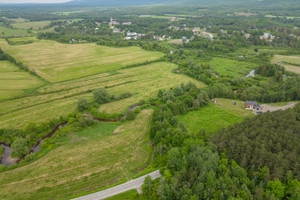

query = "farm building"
[244,101,261,110]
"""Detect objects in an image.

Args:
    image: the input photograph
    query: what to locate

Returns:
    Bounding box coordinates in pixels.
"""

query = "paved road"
[72,170,161,200]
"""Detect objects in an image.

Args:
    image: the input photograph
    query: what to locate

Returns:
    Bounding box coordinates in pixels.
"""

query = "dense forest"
[212,105,300,180]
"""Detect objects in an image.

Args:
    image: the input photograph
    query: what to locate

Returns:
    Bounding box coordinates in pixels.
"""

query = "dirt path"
[71,170,161,200]
[260,102,297,113]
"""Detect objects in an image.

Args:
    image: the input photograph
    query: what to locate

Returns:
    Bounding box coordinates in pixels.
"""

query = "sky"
[0,0,70,3]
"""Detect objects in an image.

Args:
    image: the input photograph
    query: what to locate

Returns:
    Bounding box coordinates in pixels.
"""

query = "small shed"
[212,99,217,104]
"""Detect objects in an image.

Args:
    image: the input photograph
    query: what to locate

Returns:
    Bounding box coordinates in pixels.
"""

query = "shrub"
[0,164,5,172]
[0,146,4,155]
[11,137,29,157]
[77,98,90,112]
[134,107,141,114]
[93,88,111,104]
[126,111,135,120]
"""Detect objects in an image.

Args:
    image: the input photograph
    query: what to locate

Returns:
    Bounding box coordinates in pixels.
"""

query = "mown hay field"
[0,109,153,200]
[11,21,51,30]
[0,39,164,82]
[271,55,300,74]
[0,60,43,100]
[178,98,253,134]
[0,62,205,128]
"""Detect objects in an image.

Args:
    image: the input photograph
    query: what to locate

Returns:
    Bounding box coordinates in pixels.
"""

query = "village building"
[244,101,261,110]
[260,32,275,41]
[127,31,137,36]
[245,33,251,39]
[122,22,132,25]
[110,17,119,25]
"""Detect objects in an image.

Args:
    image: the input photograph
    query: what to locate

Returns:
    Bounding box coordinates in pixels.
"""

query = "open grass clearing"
[0,109,153,200]
[0,39,164,82]
[208,57,257,77]
[0,61,43,100]
[0,62,205,128]
[265,15,300,19]
[11,21,51,30]
[178,98,253,134]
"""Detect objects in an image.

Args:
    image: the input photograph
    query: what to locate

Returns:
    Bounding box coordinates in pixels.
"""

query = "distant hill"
[66,0,300,7]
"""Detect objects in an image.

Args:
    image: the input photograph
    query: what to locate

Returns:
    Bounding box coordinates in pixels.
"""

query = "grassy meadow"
[0,62,205,128]
[178,98,253,134]
[0,39,164,82]
[0,26,31,37]
[0,109,153,200]
[209,57,257,77]
[0,60,43,100]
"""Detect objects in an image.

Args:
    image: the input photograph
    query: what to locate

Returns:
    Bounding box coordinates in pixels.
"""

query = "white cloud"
[0,0,71,3]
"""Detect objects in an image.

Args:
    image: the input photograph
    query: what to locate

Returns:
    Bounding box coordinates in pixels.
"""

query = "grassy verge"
[104,189,143,200]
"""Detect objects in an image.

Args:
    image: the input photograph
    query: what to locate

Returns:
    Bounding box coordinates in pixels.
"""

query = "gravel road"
[260,102,297,113]
[72,170,161,200]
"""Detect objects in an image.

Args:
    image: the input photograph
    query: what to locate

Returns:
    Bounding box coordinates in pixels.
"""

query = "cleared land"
[271,55,300,74]
[209,57,257,77]
[0,39,164,82]
[0,60,43,100]
[0,109,153,200]
[11,21,51,30]
[0,62,205,128]
[178,98,253,134]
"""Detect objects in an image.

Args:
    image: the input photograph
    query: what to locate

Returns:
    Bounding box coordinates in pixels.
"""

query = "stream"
[129,104,142,111]
[0,122,68,167]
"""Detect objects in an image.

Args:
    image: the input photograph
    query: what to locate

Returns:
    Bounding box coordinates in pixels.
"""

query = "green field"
[208,57,257,77]
[0,61,43,100]
[178,98,253,134]
[0,40,164,82]
[0,26,31,37]
[11,21,51,30]
[0,62,205,128]
[0,109,153,200]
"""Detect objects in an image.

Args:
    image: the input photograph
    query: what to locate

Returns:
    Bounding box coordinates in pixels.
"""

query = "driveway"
[259,102,297,113]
